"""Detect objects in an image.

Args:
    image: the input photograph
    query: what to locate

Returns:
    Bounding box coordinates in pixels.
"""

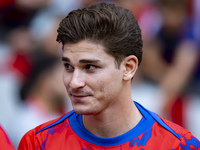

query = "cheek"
[94,71,122,98]
[88,74,107,94]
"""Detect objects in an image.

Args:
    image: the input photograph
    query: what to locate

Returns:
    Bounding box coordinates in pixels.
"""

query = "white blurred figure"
[6,55,71,148]
[185,0,200,140]
[0,28,33,138]
[0,44,21,128]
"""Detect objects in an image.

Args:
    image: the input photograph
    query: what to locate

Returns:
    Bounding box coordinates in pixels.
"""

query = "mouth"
[68,89,93,101]
[70,94,90,101]
[71,94,87,97]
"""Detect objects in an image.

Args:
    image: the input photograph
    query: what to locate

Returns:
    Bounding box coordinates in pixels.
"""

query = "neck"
[82,99,142,138]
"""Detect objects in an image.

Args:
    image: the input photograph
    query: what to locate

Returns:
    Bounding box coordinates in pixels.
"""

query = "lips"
[68,89,93,101]
[69,89,93,96]
[70,94,90,102]
[71,94,88,97]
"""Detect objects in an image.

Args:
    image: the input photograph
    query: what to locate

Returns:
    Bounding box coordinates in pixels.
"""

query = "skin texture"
[62,40,142,138]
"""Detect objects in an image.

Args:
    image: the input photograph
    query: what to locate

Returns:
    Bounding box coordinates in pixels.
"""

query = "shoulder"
[162,118,190,136]
[150,112,200,149]
[139,100,200,149]
[34,110,74,134]
[135,101,199,146]
[18,110,75,149]
[161,118,200,148]
[149,114,200,149]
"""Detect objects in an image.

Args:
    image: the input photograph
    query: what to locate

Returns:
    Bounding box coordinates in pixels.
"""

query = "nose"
[69,70,85,90]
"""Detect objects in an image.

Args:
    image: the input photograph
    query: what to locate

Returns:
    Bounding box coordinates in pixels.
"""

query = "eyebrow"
[62,57,70,62]
[62,57,100,64]
[79,59,100,64]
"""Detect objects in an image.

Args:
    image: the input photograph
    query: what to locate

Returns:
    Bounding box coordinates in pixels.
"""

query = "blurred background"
[0,0,199,148]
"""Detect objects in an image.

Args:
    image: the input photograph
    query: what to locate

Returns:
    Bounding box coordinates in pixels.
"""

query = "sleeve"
[0,126,15,150]
[17,129,38,150]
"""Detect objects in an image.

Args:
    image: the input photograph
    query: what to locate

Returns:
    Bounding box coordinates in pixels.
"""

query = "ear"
[122,55,138,81]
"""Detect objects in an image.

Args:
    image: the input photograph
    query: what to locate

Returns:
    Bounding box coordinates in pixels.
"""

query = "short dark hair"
[56,3,143,67]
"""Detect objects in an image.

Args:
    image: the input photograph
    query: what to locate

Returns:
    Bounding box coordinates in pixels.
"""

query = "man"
[0,125,15,150]
[18,2,200,149]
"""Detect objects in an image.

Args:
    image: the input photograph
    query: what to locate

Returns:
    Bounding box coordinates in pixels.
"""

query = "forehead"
[64,40,103,52]
[62,40,114,62]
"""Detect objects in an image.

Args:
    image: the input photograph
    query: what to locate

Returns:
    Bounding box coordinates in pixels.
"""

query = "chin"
[74,110,94,115]
[72,101,99,115]
[73,106,97,115]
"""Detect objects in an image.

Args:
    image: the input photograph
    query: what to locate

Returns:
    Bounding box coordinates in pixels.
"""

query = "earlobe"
[123,55,138,81]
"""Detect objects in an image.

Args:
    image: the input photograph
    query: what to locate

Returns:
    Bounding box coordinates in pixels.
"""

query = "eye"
[64,63,74,71]
[85,64,97,71]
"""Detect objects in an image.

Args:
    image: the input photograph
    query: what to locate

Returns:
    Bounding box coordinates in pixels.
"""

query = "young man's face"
[62,40,124,115]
